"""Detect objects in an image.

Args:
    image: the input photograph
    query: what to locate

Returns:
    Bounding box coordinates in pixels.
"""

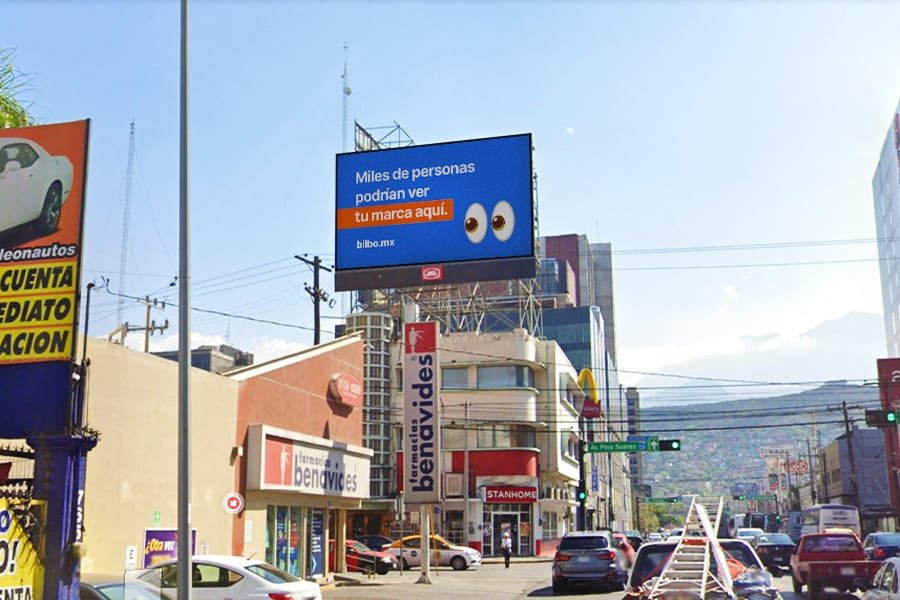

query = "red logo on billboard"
[405,322,437,354]
[485,486,538,503]
[421,265,443,282]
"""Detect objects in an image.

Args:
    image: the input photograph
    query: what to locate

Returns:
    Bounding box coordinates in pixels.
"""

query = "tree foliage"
[0,48,33,129]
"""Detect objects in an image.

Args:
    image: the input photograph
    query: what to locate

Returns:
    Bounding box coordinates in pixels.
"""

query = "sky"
[3,1,898,395]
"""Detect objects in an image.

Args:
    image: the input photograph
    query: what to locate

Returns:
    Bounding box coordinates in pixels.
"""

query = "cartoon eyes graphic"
[464,201,515,244]
[464,203,488,243]
[491,201,515,242]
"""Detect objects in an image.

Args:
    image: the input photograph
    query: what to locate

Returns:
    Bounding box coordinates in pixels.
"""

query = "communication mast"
[342,44,352,153]
[116,120,136,326]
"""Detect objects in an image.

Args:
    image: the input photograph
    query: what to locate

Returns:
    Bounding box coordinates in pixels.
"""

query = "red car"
[328,539,397,575]
[613,533,636,567]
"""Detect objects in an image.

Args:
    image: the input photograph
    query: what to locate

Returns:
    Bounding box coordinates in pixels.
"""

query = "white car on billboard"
[0,138,73,238]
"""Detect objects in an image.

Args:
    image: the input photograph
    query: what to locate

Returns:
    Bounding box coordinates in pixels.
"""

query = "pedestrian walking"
[501,531,513,568]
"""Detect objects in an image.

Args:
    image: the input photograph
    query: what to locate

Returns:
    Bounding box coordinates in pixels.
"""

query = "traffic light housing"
[576,486,587,502]
[866,409,899,427]
[666,497,680,503]
[732,494,747,501]
[659,439,681,451]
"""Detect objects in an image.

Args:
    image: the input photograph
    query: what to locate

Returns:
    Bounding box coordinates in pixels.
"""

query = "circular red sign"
[222,492,244,514]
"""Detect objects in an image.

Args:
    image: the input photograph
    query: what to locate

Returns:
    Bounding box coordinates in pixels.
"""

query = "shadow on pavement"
[528,584,623,597]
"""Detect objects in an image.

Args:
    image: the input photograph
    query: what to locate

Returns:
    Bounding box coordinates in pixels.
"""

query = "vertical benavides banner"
[0,120,90,437]
[402,321,441,504]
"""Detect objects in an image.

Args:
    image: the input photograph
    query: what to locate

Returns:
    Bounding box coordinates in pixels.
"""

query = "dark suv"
[551,531,628,594]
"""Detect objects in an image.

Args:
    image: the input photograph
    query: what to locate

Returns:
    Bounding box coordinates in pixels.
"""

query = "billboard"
[142,528,197,568]
[402,321,441,504]
[731,482,759,497]
[0,120,90,437]
[335,134,535,290]
[0,499,44,600]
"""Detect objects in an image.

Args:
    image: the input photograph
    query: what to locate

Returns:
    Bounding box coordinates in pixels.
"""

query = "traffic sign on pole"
[627,435,659,451]
[586,441,642,453]
[732,494,777,501]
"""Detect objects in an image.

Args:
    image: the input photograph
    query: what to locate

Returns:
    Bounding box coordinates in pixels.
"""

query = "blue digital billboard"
[334,134,535,290]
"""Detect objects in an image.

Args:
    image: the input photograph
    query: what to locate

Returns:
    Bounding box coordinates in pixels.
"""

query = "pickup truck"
[789,531,880,595]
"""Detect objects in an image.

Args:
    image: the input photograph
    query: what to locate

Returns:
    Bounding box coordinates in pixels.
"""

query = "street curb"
[481,557,553,564]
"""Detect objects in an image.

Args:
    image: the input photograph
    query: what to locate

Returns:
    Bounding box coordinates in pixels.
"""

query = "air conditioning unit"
[445,473,463,497]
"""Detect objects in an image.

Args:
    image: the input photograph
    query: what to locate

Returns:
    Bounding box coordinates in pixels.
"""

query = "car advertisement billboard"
[335,134,534,290]
[402,321,441,504]
[0,120,90,437]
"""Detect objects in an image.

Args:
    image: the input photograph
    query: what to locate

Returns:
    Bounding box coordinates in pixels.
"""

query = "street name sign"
[587,441,642,453]
[627,435,659,451]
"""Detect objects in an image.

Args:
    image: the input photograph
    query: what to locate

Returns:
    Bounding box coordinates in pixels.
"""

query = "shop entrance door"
[491,513,519,556]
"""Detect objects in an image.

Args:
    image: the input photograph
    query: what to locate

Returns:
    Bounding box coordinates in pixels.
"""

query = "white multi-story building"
[873,100,900,356]
[392,328,589,556]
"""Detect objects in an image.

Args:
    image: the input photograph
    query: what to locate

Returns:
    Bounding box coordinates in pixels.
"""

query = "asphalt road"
[322,564,867,600]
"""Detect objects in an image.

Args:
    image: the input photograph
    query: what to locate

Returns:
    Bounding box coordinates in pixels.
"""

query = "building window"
[477,365,535,388]
[443,426,465,449]
[476,424,536,448]
[442,367,469,389]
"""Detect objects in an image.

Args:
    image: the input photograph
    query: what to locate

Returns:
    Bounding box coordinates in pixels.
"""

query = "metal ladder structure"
[648,496,736,599]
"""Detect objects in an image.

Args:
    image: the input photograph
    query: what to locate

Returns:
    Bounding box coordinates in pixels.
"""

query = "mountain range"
[638,381,880,499]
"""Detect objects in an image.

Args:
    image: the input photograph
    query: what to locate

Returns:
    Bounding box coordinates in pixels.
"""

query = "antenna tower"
[342,44,351,153]
[117,120,136,326]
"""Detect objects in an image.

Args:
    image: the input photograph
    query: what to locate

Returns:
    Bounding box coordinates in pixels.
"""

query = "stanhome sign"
[403,321,441,503]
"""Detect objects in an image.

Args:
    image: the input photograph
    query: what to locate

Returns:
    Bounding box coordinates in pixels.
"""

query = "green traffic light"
[671,440,681,450]
[889,412,898,424]
[577,490,587,501]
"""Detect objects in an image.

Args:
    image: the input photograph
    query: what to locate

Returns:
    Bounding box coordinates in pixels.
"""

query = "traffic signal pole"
[577,439,587,531]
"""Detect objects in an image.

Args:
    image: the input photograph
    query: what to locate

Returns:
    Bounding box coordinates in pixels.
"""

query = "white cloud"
[140,331,226,353]
[565,126,575,136]
[136,330,307,365]
[618,335,746,386]
[719,285,739,314]
[250,336,309,363]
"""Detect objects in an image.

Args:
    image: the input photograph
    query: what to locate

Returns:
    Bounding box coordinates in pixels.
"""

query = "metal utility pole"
[463,401,470,547]
[295,255,333,345]
[177,1,192,599]
[842,401,860,508]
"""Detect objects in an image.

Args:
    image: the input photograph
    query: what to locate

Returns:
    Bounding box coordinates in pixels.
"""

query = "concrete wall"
[80,338,239,574]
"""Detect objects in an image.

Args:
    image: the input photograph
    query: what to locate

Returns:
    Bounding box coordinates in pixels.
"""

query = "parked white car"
[736,527,766,542]
[382,534,482,570]
[0,138,73,237]
[137,555,322,600]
